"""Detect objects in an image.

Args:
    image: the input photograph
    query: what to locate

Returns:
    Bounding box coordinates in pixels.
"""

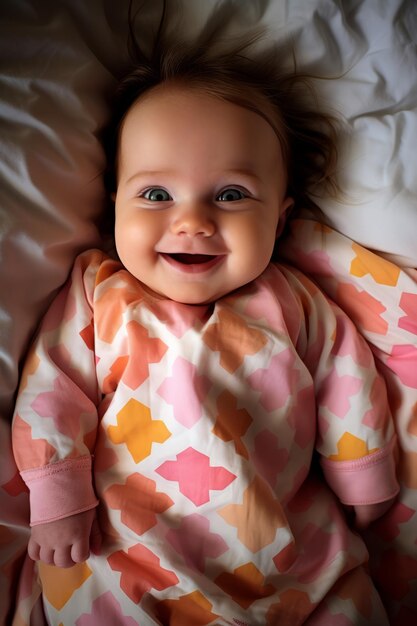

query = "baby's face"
[114,85,292,304]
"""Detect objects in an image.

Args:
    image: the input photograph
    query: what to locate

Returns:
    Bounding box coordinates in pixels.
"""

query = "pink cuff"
[20,456,98,526]
[321,439,399,506]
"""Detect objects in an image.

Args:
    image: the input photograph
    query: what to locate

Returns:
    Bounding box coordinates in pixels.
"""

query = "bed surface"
[1,1,416,623]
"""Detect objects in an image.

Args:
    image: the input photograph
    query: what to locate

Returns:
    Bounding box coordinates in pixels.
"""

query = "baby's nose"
[170,204,216,237]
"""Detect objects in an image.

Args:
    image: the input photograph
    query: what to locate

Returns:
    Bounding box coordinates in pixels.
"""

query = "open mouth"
[168,253,216,265]
[160,252,225,273]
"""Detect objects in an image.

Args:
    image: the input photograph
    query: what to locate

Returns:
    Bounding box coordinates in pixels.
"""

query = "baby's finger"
[71,538,90,564]
[53,546,75,568]
[27,538,41,563]
[38,545,56,566]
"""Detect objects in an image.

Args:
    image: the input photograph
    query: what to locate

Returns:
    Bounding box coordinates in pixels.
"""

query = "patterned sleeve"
[281,265,399,507]
[12,250,106,526]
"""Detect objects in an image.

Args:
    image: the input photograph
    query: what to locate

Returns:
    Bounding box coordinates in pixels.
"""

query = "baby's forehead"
[121,81,285,148]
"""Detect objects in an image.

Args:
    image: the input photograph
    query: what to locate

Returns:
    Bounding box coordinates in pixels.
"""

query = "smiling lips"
[160,252,225,273]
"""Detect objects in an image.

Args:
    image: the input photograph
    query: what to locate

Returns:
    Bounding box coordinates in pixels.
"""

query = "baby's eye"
[217,188,246,202]
[142,188,172,202]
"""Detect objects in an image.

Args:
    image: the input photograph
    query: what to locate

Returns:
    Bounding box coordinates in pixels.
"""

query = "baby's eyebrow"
[125,170,176,185]
[222,168,260,181]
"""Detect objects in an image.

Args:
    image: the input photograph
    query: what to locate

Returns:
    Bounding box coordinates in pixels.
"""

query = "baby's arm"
[29,509,102,568]
[283,267,399,528]
[12,252,107,566]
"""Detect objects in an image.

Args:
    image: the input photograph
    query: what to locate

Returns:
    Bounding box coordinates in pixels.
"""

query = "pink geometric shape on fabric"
[11,413,57,471]
[157,357,211,428]
[387,344,417,388]
[42,280,76,332]
[76,591,137,626]
[398,293,417,336]
[30,373,96,439]
[330,312,372,368]
[362,376,389,430]
[318,370,362,418]
[247,348,300,412]
[48,344,96,397]
[253,430,289,488]
[108,544,179,603]
[166,514,228,572]
[242,279,287,332]
[292,248,335,278]
[373,501,416,542]
[286,502,348,584]
[156,447,236,506]
[287,386,316,449]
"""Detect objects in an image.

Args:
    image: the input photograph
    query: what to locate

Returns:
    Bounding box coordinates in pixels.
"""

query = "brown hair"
[103,0,340,226]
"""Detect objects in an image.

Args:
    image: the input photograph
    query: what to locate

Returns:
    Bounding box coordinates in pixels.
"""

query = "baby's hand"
[353,497,396,530]
[28,509,102,568]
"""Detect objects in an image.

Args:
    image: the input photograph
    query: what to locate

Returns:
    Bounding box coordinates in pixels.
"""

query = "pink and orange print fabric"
[11,246,398,625]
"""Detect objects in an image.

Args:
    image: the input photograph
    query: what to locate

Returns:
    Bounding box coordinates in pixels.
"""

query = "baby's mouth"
[160,252,225,273]
[168,253,217,265]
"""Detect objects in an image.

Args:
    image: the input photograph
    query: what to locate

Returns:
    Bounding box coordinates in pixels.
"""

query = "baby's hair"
[103,0,340,224]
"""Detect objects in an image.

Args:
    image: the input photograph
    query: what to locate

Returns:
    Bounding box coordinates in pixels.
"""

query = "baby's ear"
[275,197,294,239]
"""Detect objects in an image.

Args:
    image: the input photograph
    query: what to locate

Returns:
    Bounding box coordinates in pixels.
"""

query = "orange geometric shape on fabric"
[108,399,171,463]
[218,477,287,552]
[95,286,134,342]
[79,321,95,351]
[332,566,374,620]
[12,414,56,470]
[95,257,125,285]
[350,243,400,286]
[120,321,168,389]
[272,541,297,573]
[336,283,388,335]
[215,562,276,609]
[104,472,174,535]
[107,543,179,603]
[155,590,219,626]
[328,432,377,462]
[102,356,129,394]
[38,561,92,610]
[212,390,252,458]
[372,548,417,601]
[18,351,40,392]
[95,265,144,341]
[202,308,267,373]
[266,589,316,626]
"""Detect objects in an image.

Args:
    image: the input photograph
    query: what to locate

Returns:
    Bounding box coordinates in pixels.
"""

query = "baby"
[12,21,398,626]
